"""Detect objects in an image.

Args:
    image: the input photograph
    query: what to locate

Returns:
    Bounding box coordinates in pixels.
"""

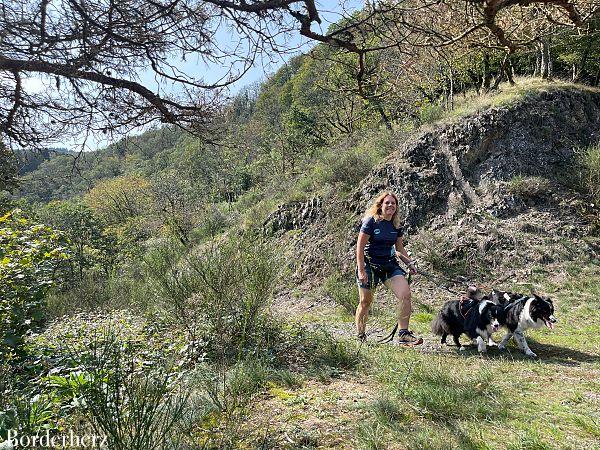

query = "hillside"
[267,83,600,289]
[253,83,600,448]
[3,82,599,449]
[2,0,600,445]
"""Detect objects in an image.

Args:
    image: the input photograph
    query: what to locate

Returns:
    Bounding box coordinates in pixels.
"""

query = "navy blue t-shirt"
[360,216,403,265]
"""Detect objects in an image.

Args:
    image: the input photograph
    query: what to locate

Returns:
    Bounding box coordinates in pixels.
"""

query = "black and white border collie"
[431,297,502,353]
[489,290,557,358]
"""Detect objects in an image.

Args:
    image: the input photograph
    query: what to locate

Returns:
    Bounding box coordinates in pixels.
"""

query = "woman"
[355,192,422,345]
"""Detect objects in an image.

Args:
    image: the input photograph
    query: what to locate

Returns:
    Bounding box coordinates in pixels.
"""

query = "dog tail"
[431,314,447,336]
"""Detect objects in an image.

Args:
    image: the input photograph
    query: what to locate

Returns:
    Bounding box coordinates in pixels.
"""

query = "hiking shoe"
[396,330,423,346]
[357,332,367,343]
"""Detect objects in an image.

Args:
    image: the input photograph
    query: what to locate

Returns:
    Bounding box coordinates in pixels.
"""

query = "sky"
[23,0,364,151]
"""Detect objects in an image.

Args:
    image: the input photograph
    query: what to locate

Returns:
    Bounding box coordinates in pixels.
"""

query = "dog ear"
[535,293,553,305]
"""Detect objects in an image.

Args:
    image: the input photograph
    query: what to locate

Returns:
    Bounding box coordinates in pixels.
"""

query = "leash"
[377,323,398,344]
[356,327,385,356]
[459,297,475,319]
[376,267,471,344]
[415,268,464,295]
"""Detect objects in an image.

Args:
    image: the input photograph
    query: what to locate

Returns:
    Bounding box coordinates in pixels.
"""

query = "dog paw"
[459,346,466,351]
[487,340,497,347]
[525,351,538,358]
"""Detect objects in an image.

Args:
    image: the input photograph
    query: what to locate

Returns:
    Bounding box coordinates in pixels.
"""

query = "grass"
[323,273,359,316]
[431,77,600,124]
[577,142,600,205]
[225,257,600,448]
[507,175,551,198]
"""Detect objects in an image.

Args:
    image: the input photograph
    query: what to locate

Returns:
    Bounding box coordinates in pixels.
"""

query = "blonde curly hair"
[363,192,402,229]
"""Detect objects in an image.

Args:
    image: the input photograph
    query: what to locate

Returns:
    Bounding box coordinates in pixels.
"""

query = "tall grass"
[48,330,190,450]
[577,142,600,204]
[323,273,359,316]
[143,235,281,362]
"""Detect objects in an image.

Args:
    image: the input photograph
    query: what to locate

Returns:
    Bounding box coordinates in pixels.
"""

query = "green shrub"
[577,143,600,203]
[0,210,69,358]
[46,273,111,318]
[53,330,190,450]
[143,236,282,362]
[313,148,378,192]
[323,273,359,316]
[0,397,57,442]
[309,329,359,374]
[191,359,274,447]
[189,205,231,243]
[418,102,445,124]
[37,200,117,280]
[507,175,550,198]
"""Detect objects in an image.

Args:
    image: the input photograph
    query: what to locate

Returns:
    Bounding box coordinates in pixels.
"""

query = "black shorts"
[356,259,406,290]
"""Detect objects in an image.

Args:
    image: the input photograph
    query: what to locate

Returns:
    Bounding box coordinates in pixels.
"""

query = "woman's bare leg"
[385,275,412,329]
[355,287,374,336]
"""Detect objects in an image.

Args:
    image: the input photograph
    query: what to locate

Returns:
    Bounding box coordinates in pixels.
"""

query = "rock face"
[263,196,323,235]
[268,86,600,282]
[352,88,600,232]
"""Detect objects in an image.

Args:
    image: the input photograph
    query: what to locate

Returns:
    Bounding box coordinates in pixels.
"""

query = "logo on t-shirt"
[374,229,381,235]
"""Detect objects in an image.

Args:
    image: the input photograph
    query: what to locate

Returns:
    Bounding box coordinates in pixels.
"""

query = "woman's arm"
[395,237,417,275]
[356,232,369,283]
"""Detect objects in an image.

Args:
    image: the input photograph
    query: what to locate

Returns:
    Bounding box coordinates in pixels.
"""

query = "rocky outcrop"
[267,86,600,283]
[352,88,600,231]
[263,196,323,235]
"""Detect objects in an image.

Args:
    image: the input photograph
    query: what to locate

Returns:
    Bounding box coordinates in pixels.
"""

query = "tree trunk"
[467,69,481,95]
[376,102,392,130]
[575,39,592,82]
[492,59,505,90]
[540,38,552,80]
[506,55,515,85]
[449,67,454,110]
[493,54,516,89]
[481,53,492,92]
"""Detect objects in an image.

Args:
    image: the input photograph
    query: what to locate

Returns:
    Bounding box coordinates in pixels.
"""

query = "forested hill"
[4,80,599,448]
[12,77,600,308]
[13,16,600,206]
[3,13,600,447]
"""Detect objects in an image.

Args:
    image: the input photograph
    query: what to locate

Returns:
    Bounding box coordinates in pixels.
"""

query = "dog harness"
[459,297,476,319]
[502,295,528,310]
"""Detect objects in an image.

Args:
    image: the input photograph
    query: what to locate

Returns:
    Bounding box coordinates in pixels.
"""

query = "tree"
[0,142,18,193]
[0,210,68,357]
[39,200,117,279]
[150,171,201,245]
[1,0,596,151]
[84,175,151,225]
[0,0,373,150]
